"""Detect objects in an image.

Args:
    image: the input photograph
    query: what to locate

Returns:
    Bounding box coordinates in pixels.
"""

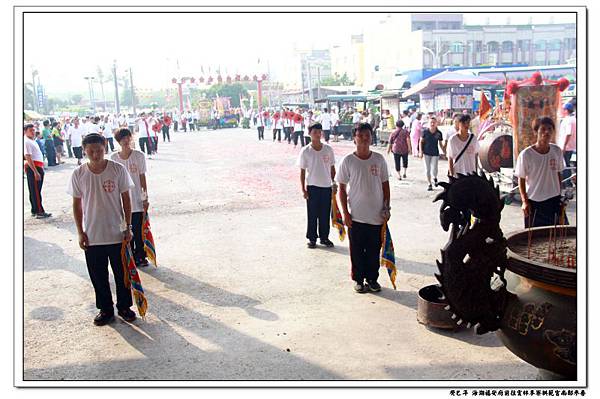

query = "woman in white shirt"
[515,117,567,228]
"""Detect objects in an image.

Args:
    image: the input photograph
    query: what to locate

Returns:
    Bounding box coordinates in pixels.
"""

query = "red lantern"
[226,76,232,84]
[243,75,250,81]
[190,77,195,83]
[557,77,570,92]
[261,74,267,81]
[171,78,177,84]
[235,74,241,81]
[207,76,213,84]
[199,77,205,83]
[253,75,258,81]
[217,75,223,83]
[531,71,543,86]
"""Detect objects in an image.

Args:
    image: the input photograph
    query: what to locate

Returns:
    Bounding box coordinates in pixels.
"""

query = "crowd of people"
[23,98,576,323]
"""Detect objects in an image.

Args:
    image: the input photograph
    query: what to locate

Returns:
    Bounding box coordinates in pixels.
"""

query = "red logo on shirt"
[370,164,379,176]
[549,159,557,171]
[102,180,116,193]
[322,155,330,164]
[129,164,138,174]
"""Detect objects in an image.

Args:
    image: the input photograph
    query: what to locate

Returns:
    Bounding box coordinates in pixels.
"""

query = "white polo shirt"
[297,143,335,188]
[514,144,565,202]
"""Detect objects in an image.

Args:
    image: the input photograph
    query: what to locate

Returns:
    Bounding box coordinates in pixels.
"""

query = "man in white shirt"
[318,108,333,144]
[558,102,576,187]
[102,115,115,153]
[69,117,86,165]
[112,128,150,267]
[24,124,52,218]
[337,122,391,293]
[87,116,101,135]
[447,114,479,177]
[135,112,154,156]
[292,110,305,147]
[67,133,136,326]
[297,122,336,248]
[330,108,340,142]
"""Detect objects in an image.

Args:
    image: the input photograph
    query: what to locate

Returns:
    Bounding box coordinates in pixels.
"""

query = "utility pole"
[31,68,38,112]
[84,76,94,113]
[129,67,136,116]
[317,65,321,101]
[112,60,120,115]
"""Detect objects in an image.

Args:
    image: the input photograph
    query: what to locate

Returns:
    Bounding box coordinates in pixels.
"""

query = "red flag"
[479,91,492,120]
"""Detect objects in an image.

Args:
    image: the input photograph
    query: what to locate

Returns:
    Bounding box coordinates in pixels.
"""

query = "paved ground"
[22,127,576,381]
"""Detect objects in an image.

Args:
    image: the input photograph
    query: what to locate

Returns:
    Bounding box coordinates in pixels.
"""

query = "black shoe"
[427,184,433,191]
[320,239,334,248]
[307,241,317,249]
[118,308,136,322]
[367,280,382,292]
[36,212,52,219]
[434,178,438,187]
[93,311,115,326]
[137,259,149,268]
[354,282,367,293]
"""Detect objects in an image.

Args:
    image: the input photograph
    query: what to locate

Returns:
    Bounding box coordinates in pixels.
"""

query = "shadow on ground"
[23,237,339,380]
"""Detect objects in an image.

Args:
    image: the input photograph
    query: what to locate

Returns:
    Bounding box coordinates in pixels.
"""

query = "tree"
[203,83,248,107]
[71,94,84,105]
[320,72,355,86]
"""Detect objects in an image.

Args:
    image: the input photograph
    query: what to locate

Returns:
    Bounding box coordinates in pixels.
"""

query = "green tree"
[121,86,137,107]
[203,83,248,107]
[321,72,355,86]
[71,94,84,105]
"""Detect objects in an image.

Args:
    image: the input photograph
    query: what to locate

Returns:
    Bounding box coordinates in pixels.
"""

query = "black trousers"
[139,137,153,154]
[162,126,170,142]
[293,130,305,146]
[393,153,409,171]
[349,221,383,283]
[284,127,293,143]
[84,243,133,313]
[152,136,158,153]
[174,121,178,131]
[525,195,569,228]
[273,129,281,142]
[257,126,264,140]
[306,185,332,242]
[25,165,45,214]
[44,140,57,166]
[131,212,147,263]
[323,129,331,143]
[189,120,195,131]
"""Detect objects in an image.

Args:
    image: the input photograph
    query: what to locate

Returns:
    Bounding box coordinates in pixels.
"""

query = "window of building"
[502,41,514,52]
[548,39,562,51]
[450,41,464,53]
[487,41,499,52]
[535,40,546,51]
[474,41,483,51]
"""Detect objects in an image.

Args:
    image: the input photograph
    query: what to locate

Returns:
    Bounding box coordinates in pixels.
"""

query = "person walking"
[111,128,150,268]
[337,123,391,293]
[319,108,332,144]
[387,120,411,180]
[52,121,65,164]
[162,114,172,142]
[515,117,567,228]
[102,115,115,153]
[293,111,304,147]
[272,111,283,142]
[410,113,423,157]
[67,133,136,326]
[69,117,86,166]
[42,120,57,166]
[24,124,52,218]
[558,102,576,187]
[447,114,479,178]
[256,110,265,140]
[298,122,336,249]
[419,116,444,191]
[136,112,154,157]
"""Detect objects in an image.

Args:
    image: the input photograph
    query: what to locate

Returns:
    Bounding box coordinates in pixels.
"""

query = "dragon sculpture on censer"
[433,172,515,335]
